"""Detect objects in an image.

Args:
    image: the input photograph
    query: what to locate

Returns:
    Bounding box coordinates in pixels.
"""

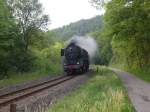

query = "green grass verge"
[47,67,134,112]
[0,71,56,88]
[128,69,150,83]
[111,63,150,83]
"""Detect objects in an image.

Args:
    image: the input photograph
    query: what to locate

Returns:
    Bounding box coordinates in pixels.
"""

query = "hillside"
[48,15,103,39]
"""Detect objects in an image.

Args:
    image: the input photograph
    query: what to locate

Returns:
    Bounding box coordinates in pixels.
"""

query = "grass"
[0,70,58,88]
[47,66,134,112]
[111,63,150,83]
[128,68,150,83]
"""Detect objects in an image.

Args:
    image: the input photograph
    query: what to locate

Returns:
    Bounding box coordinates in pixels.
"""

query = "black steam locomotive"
[61,43,89,74]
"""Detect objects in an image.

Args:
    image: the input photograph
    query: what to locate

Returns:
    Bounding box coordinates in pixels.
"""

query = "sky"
[39,0,104,29]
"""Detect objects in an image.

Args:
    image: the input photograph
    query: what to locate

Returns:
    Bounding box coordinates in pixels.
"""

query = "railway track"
[0,75,75,108]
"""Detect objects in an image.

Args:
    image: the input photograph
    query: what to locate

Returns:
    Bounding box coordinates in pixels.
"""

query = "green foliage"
[89,0,108,9]
[128,68,150,83]
[35,42,63,73]
[7,0,49,52]
[89,30,112,65]
[0,0,17,77]
[91,0,150,73]
[0,70,52,88]
[106,0,150,70]
[0,0,52,79]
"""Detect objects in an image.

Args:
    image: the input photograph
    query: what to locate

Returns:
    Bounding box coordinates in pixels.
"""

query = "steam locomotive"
[61,43,89,74]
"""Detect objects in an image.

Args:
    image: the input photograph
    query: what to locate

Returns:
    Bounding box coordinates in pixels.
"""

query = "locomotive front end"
[61,43,89,75]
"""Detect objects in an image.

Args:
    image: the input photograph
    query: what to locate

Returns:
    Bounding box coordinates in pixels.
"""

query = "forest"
[0,0,60,78]
[0,0,150,81]
[90,0,150,76]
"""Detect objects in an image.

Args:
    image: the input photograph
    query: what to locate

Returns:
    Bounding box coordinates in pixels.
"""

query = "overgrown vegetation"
[0,71,48,88]
[0,0,63,80]
[128,68,150,83]
[47,67,134,112]
[90,0,150,78]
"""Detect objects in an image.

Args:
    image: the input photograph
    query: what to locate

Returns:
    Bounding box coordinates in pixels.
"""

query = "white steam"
[67,36,98,59]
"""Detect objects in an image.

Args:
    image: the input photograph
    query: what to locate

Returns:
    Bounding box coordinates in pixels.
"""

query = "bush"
[35,42,63,73]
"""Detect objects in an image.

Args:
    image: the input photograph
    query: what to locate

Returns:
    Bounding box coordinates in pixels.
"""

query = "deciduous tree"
[7,0,49,52]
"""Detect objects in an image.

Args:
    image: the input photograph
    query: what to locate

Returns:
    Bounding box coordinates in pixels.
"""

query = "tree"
[90,0,150,69]
[89,30,113,65]
[7,0,49,52]
[89,0,109,9]
[0,0,17,77]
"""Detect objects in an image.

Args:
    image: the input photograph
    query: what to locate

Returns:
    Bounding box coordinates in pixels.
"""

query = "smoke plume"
[67,36,98,59]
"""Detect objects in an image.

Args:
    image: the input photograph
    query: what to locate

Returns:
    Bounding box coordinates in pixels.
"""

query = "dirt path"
[111,68,150,112]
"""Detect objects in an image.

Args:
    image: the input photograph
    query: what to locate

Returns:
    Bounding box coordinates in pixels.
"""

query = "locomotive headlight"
[77,62,80,64]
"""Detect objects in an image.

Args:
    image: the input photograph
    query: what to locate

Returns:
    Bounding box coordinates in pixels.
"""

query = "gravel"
[0,71,93,112]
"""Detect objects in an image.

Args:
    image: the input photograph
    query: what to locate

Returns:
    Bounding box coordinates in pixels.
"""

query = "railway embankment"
[0,71,92,112]
[0,75,62,97]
